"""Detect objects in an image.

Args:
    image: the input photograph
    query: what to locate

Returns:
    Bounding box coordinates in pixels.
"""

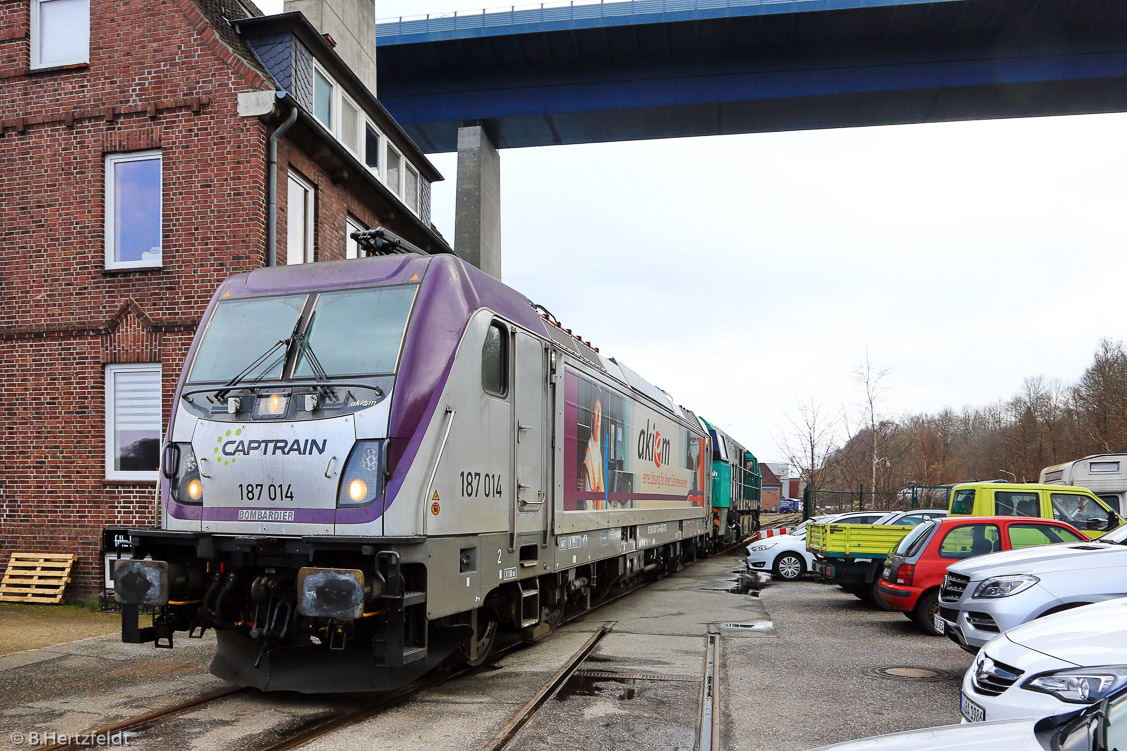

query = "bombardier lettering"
[222,439,327,457]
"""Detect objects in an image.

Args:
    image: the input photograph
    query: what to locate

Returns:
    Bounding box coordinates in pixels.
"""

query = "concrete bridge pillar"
[454,124,502,279]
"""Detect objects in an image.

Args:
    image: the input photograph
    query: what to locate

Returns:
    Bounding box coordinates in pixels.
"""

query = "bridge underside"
[376,0,1127,153]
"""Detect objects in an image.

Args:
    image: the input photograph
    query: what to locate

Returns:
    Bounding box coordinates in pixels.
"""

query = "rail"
[482,624,613,750]
[376,0,949,38]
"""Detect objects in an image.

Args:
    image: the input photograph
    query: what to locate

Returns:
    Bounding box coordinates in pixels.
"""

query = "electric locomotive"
[108,235,751,692]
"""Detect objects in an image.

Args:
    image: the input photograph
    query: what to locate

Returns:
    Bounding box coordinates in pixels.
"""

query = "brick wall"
[0,0,270,599]
[0,0,415,601]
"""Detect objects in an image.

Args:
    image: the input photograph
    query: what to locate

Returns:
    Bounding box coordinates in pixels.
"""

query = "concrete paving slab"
[588,632,705,677]
[302,700,517,751]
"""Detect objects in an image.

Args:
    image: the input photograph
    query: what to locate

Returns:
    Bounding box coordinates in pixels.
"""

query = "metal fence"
[804,484,953,515]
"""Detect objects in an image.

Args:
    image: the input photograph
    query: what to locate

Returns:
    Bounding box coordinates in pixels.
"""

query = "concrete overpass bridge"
[374,0,1127,272]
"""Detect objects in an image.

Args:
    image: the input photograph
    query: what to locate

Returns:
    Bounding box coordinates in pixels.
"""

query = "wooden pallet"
[0,553,77,604]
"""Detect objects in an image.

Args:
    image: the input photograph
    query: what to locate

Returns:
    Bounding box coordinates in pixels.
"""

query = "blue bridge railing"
[375,0,946,39]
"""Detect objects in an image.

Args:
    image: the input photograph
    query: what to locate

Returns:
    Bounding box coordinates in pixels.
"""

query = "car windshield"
[1101,524,1127,545]
[894,520,934,556]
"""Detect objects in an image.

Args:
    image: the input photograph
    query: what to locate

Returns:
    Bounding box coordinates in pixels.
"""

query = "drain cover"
[867,666,956,682]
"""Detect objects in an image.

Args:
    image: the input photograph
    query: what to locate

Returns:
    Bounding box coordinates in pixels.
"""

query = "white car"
[960,597,1127,724]
[809,683,1127,750]
[937,523,1127,652]
[746,512,887,580]
[875,509,948,526]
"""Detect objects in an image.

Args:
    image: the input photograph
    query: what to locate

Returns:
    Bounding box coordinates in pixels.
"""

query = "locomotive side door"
[511,331,549,544]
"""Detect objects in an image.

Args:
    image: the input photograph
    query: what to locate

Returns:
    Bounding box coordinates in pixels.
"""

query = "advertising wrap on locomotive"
[106,249,760,692]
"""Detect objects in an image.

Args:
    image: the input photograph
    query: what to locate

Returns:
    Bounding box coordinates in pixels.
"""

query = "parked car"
[960,597,1127,724]
[948,481,1123,537]
[806,510,948,601]
[746,511,884,580]
[936,521,1127,652]
[875,509,948,526]
[780,498,800,512]
[807,682,1126,750]
[876,516,1089,635]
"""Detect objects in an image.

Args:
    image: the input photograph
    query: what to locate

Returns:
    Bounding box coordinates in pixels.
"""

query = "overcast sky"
[262,1,1127,468]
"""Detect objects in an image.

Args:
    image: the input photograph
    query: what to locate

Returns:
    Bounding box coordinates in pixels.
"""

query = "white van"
[1040,453,1127,513]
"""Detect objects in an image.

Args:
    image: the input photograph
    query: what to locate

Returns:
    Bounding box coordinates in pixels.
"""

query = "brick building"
[0,0,447,597]
[760,463,782,512]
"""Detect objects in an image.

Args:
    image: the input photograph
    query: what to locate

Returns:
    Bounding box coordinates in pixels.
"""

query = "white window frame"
[403,163,420,216]
[105,363,162,482]
[31,0,90,70]
[105,150,163,271]
[287,172,315,265]
[339,91,363,158]
[363,118,384,181]
[385,143,404,198]
[312,61,336,132]
[345,216,367,259]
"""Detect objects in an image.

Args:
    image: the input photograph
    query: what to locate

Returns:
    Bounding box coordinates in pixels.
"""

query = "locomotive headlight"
[349,479,368,502]
[338,441,384,507]
[254,392,290,419]
[171,443,204,505]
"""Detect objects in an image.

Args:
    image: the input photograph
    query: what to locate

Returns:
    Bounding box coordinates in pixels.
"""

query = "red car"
[876,516,1089,635]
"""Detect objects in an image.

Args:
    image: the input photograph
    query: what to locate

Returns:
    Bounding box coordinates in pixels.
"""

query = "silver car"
[936,523,1127,652]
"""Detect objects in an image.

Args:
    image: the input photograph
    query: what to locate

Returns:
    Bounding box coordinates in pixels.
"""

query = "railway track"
[43,536,756,751]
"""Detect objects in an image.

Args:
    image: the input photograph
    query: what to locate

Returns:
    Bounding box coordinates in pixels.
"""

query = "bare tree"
[856,354,893,504]
[777,395,838,506]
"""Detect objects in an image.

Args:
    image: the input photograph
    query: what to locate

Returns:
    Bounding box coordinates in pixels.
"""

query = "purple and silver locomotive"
[111,241,725,692]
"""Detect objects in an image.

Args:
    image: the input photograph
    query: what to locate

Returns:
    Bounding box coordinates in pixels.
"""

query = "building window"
[386,145,402,198]
[313,66,334,129]
[106,364,162,481]
[340,94,362,156]
[345,216,366,259]
[404,164,419,214]
[364,123,381,177]
[31,0,89,69]
[286,172,314,265]
[105,151,162,270]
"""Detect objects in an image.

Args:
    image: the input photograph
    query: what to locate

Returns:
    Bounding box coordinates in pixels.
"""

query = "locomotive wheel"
[543,586,566,630]
[461,608,498,667]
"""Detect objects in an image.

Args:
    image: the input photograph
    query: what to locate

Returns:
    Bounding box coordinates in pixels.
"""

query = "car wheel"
[773,553,806,580]
[846,583,876,603]
[912,591,942,636]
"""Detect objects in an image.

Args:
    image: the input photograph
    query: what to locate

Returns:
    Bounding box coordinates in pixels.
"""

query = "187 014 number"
[238,483,295,503]
[459,471,502,498]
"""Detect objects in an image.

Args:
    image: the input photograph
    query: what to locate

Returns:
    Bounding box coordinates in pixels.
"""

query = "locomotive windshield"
[188,285,418,383]
[190,294,306,383]
[294,286,416,378]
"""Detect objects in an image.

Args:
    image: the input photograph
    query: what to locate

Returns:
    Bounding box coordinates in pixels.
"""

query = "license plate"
[933,614,946,634]
[960,692,986,723]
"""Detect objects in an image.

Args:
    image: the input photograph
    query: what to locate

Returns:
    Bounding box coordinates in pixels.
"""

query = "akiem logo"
[637,419,671,469]
[212,428,327,466]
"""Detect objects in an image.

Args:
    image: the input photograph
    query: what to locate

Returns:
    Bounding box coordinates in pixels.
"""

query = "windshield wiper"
[293,330,337,402]
[214,315,305,401]
[213,339,288,401]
